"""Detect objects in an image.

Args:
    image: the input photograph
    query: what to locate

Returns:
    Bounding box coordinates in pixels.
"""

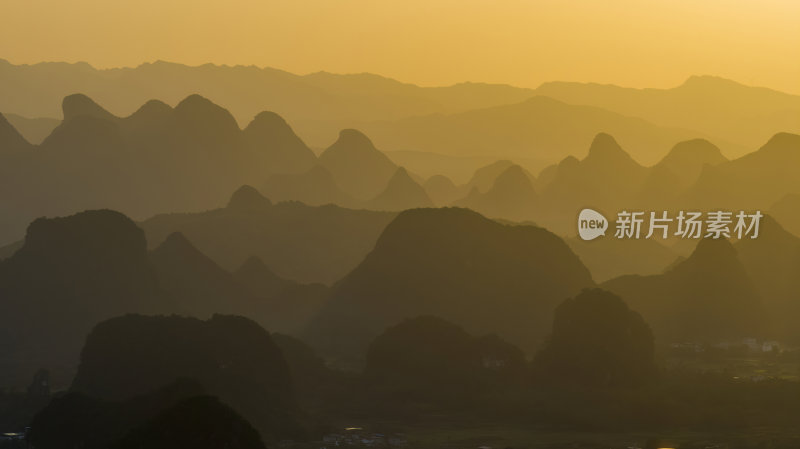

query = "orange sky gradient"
[1,0,798,93]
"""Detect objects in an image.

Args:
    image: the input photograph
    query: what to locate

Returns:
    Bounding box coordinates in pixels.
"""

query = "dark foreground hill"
[307,207,593,361]
[0,210,162,387]
[0,207,331,388]
[30,379,267,449]
[365,316,527,401]
[533,288,656,388]
[71,314,301,441]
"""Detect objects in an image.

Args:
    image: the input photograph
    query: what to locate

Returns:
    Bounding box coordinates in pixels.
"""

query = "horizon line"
[2,57,796,97]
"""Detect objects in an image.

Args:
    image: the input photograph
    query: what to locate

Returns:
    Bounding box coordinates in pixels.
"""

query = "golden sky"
[1,0,798,93]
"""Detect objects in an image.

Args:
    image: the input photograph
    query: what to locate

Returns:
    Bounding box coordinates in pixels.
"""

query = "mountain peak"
[227,185,272,211]
[154,231,197,255]
[454,164,538,222]
[584,133,642,170]
[19,210,148,266]
[242,111,316,174]
[368,167,433,211]
[246,111,290,132]
[661,139,725,163]
[491,164,535,193]
[331,129,377,152]
[759,132,800,155]
[558,155,580,169]
[680,75,743,90]
[130,99,172,118]
[318,129,397,200]
[424,174,456,190]
[586,133,625,158]
[655,138,727,185]
[677,237,739,272]
[466,160,515,193]
[236,255,271,276]
[389,166,411,180]
[174,94,239,133]
[62,94,117,122]
[126,99,173,129]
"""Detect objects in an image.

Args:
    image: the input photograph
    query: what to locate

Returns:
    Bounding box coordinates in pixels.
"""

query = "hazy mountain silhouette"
[464,160,520,193]
[684,133,800,210]
[149,231,257,319]
[317,129,398,200]
[0,210,161,387]
[453,164,539,222]
[146,193,328,334]
[602,238,766,342]
[639,138,727,206]
[63,93,119,123]
[770,193,800,238]
[307,207,593,361]
[567,237,677,283]
[139,186,396,284]
[357,96,714,165]
[651,138,728,187]
[242,111,317,174]
[0,113,33,153]
[364,316,526,400]
[270,333,350,411]
[262,164,358,207]
[71,314,300,440]
[538,133,648,231]
[226,184,274,211]
[532,133,791,236]
[1,113,59,144]
[423,174,462,206]
[113,395,267,449]
[2,60,794,155]
[385,150,545,186]
[0,205,335,388]
[735,216,800,342]
[30,380,266,448]
[233,256,328,335]
[366,167,433,211]
[0,94,324,246]
[533,288,656,387]
[0,59,536,147]
[535,76,800,153]
[29,379,214,449]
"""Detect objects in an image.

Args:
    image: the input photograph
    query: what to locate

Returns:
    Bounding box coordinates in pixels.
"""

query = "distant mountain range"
[3,89,798,269]
[535,76,800,152]
[3,59,799,161]
[0,59,535,141]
